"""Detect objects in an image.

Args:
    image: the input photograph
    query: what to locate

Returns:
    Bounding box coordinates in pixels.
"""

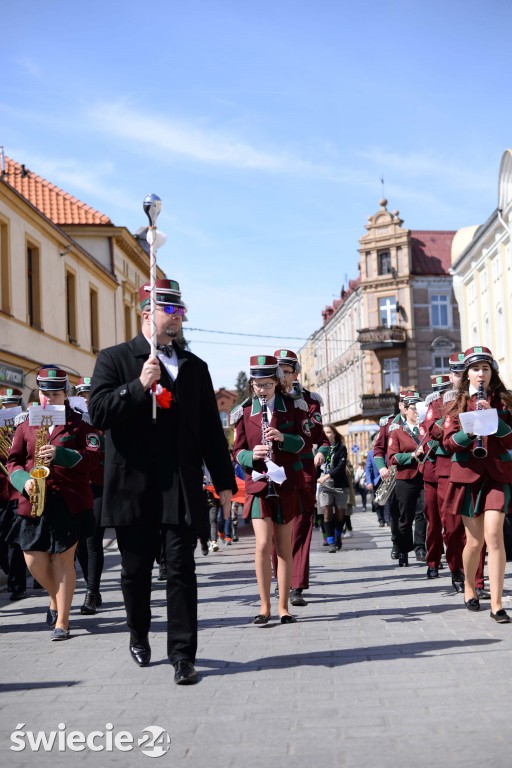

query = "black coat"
[88,333,235,530]
[326,442,348,487]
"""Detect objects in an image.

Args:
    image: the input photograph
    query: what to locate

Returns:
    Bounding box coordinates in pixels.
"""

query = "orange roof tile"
[2,156,112,226]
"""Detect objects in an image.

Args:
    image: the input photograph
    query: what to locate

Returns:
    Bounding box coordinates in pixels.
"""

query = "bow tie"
[157,343,173,357]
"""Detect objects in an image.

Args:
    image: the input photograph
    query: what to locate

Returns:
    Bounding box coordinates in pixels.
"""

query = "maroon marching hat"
[139,278,187,314]
[75,376,92,394]
[36,367,68,391]
[430,374,451,391]
[274,349,301,373]
[463,346,498,371]
[249,355,279,379]
[399,389,420,402]
[448,352,465,372]
[0,387,23,404]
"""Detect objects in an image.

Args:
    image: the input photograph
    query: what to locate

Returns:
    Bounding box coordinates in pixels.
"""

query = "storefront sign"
[0,364,25,388]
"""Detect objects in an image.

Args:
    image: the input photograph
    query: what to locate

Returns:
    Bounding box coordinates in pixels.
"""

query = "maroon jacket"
[8,409,101,518]
[233,392,307,498]
[388,423,423,481]
[442,393,512,485]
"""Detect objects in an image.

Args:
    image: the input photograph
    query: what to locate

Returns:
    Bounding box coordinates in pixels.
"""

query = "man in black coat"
[89,278,235,685]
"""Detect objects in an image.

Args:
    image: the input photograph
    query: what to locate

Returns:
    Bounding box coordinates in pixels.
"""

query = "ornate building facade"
[299,200,461,451]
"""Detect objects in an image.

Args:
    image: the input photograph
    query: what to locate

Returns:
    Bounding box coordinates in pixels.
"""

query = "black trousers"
[115,519,197,665]
[395,477,425,554]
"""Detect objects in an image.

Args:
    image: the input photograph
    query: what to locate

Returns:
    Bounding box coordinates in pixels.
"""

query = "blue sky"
[2,0,511,388]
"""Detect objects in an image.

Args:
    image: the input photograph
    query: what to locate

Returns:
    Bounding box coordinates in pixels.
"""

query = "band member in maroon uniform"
[420,374,452,579]
[7,368,100,640]
[443,346,512,622]
[387,394,425,567]
[273,349,328,607]
[232,355,307,625]
[0,388,26,600]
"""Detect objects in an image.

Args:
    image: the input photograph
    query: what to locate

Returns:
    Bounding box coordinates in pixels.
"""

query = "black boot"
[81,591,100,615]
[451,569,465,593]
[398,553,409,567]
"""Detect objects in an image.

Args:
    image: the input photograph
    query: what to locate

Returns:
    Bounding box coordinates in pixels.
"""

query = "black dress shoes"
[10,588,27,601]
[415,549,426,562]
[81,591,101,615]
[490,609,511,624]
[464,598,480,612]
[290,589,307,607]
[398,553,409,567]
[390,545,399,560]
[426,566,439,579]
[173,660,198,685]
[451,570,465,593]
[476,587,491,600]
[129,640,151,667]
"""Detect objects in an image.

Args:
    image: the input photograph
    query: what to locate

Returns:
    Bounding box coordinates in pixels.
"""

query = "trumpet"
[260,396,279,499]
[472,381,487,458]
[29,422,51,517]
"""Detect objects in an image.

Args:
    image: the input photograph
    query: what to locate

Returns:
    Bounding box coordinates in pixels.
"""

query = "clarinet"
[472,381,488,458]
[260,396,279,499]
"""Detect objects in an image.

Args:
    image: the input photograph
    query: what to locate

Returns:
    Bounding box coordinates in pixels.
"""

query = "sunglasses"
[159,305,185,316]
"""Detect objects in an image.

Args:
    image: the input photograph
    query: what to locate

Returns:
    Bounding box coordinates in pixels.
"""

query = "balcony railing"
[357,325,407,350]
[360,393,398,418]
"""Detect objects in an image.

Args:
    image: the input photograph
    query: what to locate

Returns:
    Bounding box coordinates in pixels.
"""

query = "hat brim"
[38,382,67,391]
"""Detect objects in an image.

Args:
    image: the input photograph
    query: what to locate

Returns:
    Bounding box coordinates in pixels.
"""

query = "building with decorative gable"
[299,199,460,451]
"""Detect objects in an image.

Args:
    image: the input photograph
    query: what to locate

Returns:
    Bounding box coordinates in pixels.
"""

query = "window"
[124,304,132,342]
[431,295,449,328]
[90,287,99,352]
[472,324,478,344]
[0,218,10,314]
[480,268,488,293]
[27,243,42,328]
[66,271,77,343]
[382,358,400,393]
[492,256,502,283]
[378,250,392,275]
[378,296,397,327]
[219,410,228,428]
[433,355,450,373]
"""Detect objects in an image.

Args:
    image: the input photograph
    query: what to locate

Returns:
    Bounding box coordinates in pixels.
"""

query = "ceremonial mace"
[143,193,162,422]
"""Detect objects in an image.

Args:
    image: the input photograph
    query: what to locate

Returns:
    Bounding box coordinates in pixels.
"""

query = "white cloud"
[87,102,340,177]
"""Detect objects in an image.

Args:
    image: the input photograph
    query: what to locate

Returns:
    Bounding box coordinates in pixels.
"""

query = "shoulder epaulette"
[293,397,308,412]
[14,411,29,426]
[230,398,250,424]
[425,391,441,407]
[443,389,457,404]
[78,409,91,424]
[379,413,393,427]
[308,391,324,406]
[388,423,401,432]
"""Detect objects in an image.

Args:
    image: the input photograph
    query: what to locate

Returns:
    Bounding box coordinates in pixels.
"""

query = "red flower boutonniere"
[155,384,173,409]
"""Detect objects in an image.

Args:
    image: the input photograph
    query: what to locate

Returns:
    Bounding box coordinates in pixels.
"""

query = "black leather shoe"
[10,588,27,601]
[415,549,426,562]
[390,545,399,560]
[290,589,307,607]
[81,591,100,615]
[476,587,491,600]
[173,660,198,685]
[335,536,342,550]
[398,553,409,567]
[46,607,58,627]
[129,640,151,667]
[451,570,465,593]
[280,614,296,624]
[328,543,337,553]
[490,609,511,624]
[158,568,168,581]
[465,598,480,612]
[426,566,439,579]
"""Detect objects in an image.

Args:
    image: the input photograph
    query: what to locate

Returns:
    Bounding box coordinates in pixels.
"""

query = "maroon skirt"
[442,475,512,519]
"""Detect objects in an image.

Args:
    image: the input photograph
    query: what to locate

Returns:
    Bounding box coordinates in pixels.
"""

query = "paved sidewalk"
[1,509,511,767]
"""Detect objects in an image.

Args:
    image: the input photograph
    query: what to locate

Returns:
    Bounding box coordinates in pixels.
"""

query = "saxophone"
[29,418,52,517]
[260,396,279,499]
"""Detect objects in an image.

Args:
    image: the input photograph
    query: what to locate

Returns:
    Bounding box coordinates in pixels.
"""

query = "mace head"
[143,194,162,227]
